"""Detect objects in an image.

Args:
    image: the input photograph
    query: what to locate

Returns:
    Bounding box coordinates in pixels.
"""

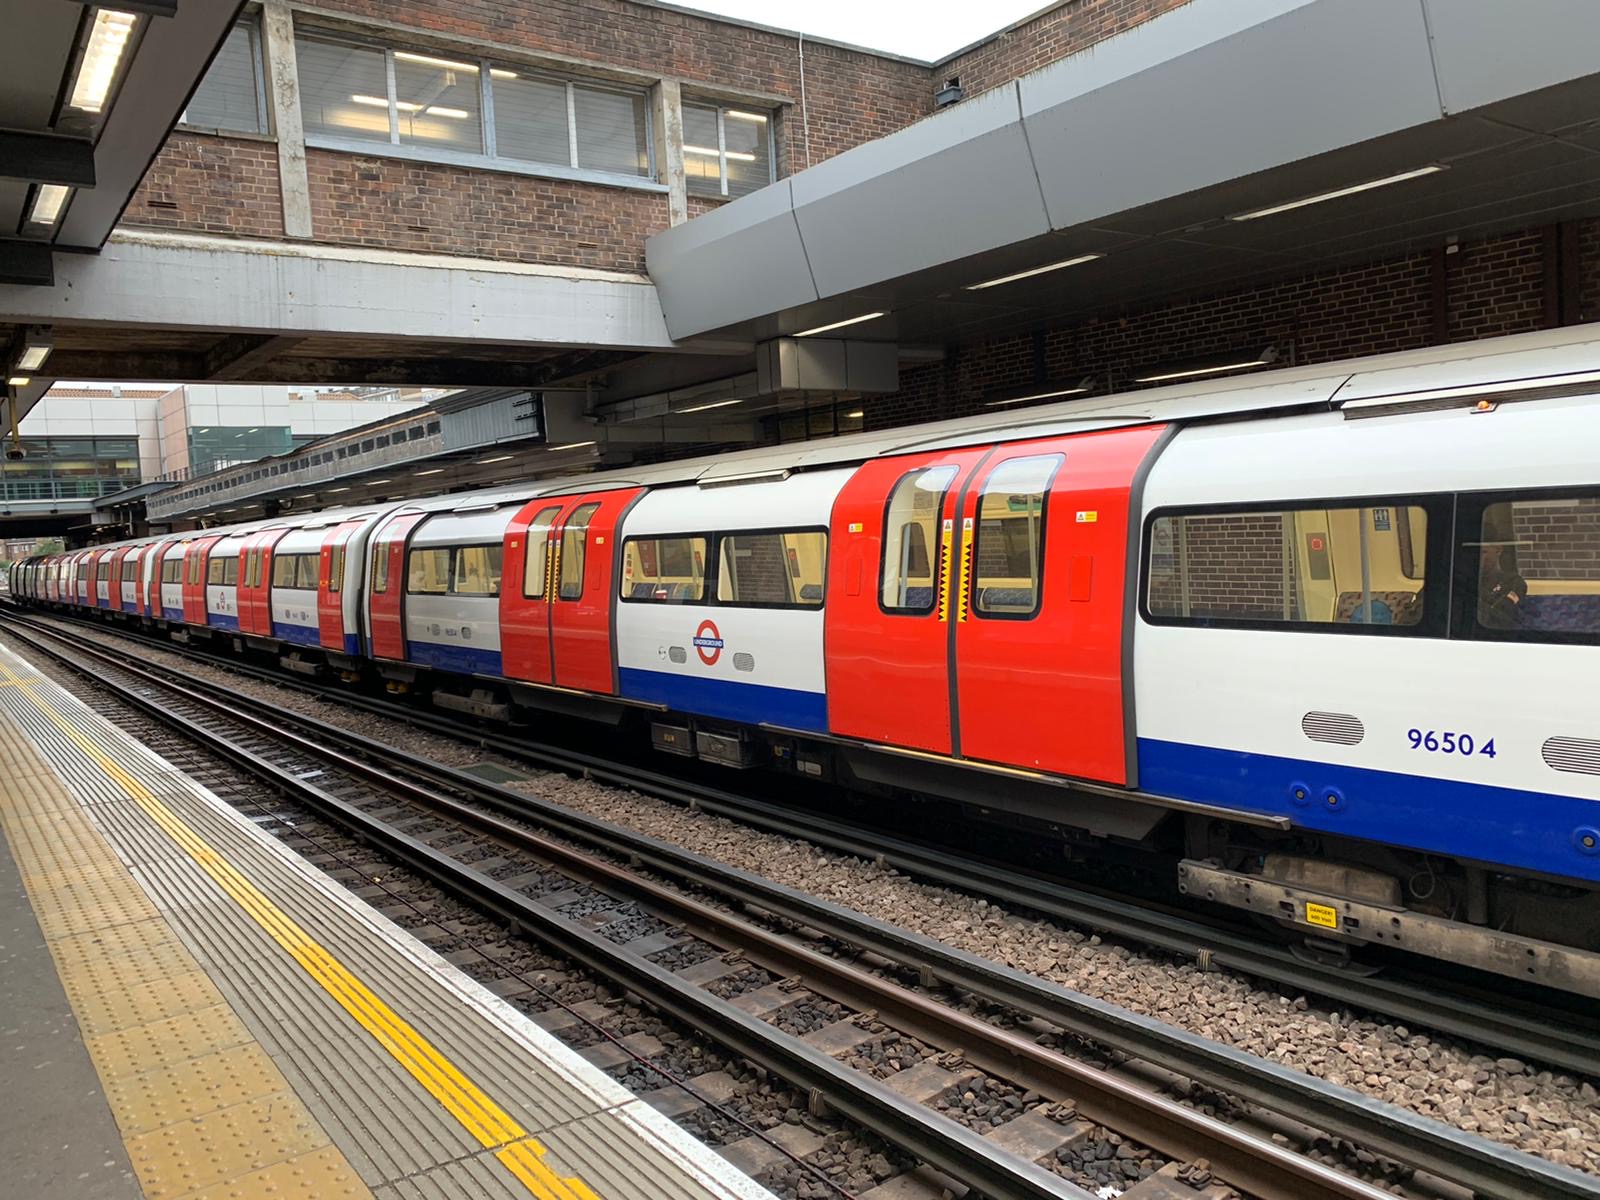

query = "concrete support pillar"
[652,79,688,227]
[261,1,313,240]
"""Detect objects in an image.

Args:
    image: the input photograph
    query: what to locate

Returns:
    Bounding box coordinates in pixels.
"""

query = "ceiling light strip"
[69,9,139,113]
[1229,165,1446,222]
[966,253,1103,291]
[794,312,887,338]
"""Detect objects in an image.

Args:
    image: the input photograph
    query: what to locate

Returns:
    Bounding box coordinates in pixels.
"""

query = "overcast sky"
[668,0,1047,61]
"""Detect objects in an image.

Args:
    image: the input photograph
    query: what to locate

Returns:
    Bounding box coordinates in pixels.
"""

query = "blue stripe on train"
[405,640,503,677]
[272,621,323,647]
[1136,738,1600,884]
[207,613,240,631]
[618,667,827,733]
[162,607,184,621]
[344,633,360,657]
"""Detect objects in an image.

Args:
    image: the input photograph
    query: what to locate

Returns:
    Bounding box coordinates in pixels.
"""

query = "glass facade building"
[0,437,142,501]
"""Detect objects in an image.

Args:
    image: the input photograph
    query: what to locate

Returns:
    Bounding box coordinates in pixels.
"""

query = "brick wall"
[304,150,665,270]
[938,0,1193,99]
[1510,499,1600,582]
[869,221,1600,431]
[124,134,285,238]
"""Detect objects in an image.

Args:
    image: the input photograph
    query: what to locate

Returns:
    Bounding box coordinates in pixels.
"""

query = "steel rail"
[11,609,1600,1077]
[9,617,1600,1200]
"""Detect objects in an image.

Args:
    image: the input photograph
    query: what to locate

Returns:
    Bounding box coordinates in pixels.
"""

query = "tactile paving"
[124,1093,332,1200]
[86,1005,255,1081]
[105,1042,291,1135]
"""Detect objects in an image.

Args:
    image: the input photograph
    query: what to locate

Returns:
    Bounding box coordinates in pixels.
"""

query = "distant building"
[5,384,438,504]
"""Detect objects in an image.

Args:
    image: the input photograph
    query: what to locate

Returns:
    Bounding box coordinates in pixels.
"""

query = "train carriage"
[17,327,1600,991]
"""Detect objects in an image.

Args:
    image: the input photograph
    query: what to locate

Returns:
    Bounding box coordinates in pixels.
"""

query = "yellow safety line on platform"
[15,666,599,1200]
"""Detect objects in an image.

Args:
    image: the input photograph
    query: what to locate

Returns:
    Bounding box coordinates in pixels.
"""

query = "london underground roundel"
[693,619,724,666]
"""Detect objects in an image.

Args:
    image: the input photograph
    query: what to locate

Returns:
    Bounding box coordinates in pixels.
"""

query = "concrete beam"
[652,79,688,227]
[261,2,313,239]
[0,132,95,187]
[0,230,735,354]
[203,333,306,379]
[0,242,53,287]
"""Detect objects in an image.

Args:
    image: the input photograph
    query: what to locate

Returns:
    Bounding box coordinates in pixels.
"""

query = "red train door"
[825,448,993,754]
[107,549,130,610]
[318,520,365,654]
[182,537,220,625]
[147,543,169,616]
[369,512,426,661]
[550,489,637,694]
[239,529,287,636]
[950,426,1165,784]
[501,499,566,684]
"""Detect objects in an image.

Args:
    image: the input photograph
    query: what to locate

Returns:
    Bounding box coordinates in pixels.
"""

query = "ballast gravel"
[39,620,1600,1175]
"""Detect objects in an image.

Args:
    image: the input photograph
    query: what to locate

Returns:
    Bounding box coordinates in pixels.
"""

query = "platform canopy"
[646,0,1600,345]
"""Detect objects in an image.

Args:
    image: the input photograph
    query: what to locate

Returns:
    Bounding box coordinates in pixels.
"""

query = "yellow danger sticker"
[1304,902,1339,930]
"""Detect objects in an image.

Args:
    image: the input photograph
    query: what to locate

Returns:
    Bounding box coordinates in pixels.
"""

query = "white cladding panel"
[207,584,238,619]
[404,594,503,651]
[161,583,183,611]
[616,604,825,694]
[621,469,854,536]
[272,587,319,630]
[411,508,518,547]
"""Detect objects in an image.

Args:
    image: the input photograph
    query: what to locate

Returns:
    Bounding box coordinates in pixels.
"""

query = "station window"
[521,506,562,599]
[296,34,652,181]
[181,18,267,135]
[406,547,452,595]
[684,102,774,199]
[717,530,827,608]
[620,536,708,602]
[559,503,602,601]
[881,466,956,613]
[1458,490,1600,644]
[453,545,503,596]
[1144,500,1438,631]
[972,455,1062,619]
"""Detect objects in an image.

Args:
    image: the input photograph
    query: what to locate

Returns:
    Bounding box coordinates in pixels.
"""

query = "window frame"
[557,503,602,602]
[878,465,957,617]
[449,543,504,598]
[1138,493,1451,638]
[295,30,662,193]
[618,535,710,605]
[618,526,829,611]
[521,505,563,599]
[404,546,453,596]
[1452,485,1600,648]
[683,99,776,199]
[178,16,269,136]
[971,454,1065,622]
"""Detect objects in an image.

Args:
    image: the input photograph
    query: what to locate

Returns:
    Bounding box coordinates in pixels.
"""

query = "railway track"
[12,606,1599,1082]
[7,613,1600,1200]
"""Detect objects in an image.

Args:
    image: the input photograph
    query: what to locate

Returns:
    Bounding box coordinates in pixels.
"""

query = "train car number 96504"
[1407,729,1496,757]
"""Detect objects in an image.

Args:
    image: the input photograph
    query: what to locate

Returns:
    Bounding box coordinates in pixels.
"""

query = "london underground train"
[13,329,1600,993]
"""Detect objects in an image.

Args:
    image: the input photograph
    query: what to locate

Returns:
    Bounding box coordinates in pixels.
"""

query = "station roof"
[646,0,1600,346]
[0,1,243,285]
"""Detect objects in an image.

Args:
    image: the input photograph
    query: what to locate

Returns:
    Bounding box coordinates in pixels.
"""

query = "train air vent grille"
[733,652,755,672]
[1301,711,1364,745]
[668,646,687,664]
[1543,736,1600,776]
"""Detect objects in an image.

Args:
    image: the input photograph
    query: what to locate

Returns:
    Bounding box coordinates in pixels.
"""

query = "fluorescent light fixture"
[794,311,887,337]
[7,377,30,388]
[353,94,429,113]
[29,184,71,226]
[69,9,138,113]
[425,105,469,119]
[294,493,318,499]
[683,144,720,156]
[967,253,1103,291]
[395,51,479,72]
[1229,165,1445,222]
[414,467,445,476]
[17,331,52,373]
[683,143,757,163]
[845,410,864,419]
[327,487,351,493]
[490,68,518,79]
[364,478,393,485]
[726,110,768,123]
[678,398,744,414]
[1133,347,1278,383]
[986,385,1091,407]
[546,440,597,451]
[476,454,515,464]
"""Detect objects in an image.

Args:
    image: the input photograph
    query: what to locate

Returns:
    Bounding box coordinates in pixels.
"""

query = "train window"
[522,506,562,598]
[406,547,451,595]
[162,558,181,584]
[1144,501,1438,630]
[881,466,957,613]
[371,545,391,594]
[207,557,225,586]
[559,503,601,601]
[272,553,296,588]
[452,545,503,596]
[1459,491,1600,644]
[328,546,344,593]
[97,559,112,581]
[972,455,1063,619]
[716,530,827,608]
[221,558,239,587]
[620,536,707,602]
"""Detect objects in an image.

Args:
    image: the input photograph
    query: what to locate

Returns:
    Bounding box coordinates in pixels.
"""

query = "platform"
[0,639,775,1200]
